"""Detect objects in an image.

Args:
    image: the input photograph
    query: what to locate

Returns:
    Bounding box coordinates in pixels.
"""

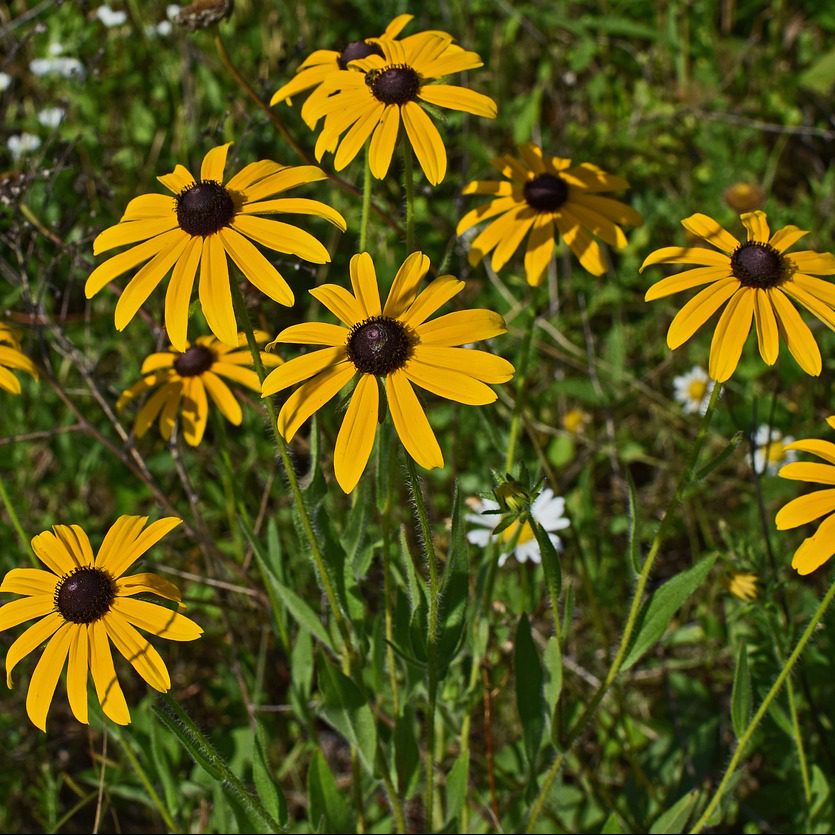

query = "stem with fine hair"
[527,381,723,832]
[404,453,440,832]
[690,576,835,833]
[402,143,416,253]
[230,280,355,660]
[0,476,34,564]
[359,148,373,252]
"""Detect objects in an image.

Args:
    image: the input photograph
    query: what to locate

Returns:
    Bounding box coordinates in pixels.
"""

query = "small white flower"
[152,20,173,36]
[466,488,570,567]
[37,107,65,128]
[752,424,796,475]
[30,56,85,79]
[673,365,715,415]
[167,4,181,20]
[7,133,42,160]
[48,42,64,56]
[95,5,128,27]
[0,72,11,92]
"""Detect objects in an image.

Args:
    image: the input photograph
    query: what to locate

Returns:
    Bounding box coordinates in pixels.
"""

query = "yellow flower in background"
[726,572,759,601]
[87,143,346,350]
[457,143,642,284]
[307,32,497,185]
[0,323,38,394]
[776,427,835,574]
[262,251,514,493]
[643,211,835,382]
[118,332,280,447]
[0,516,202,730]
[270,14,415,127]
[562,408,590,435]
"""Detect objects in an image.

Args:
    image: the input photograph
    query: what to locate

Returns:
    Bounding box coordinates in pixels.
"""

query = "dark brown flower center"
[366,65,421,105]
[524,174,569,212]
[347,316,413,375]
[338,40,384,70]
[176,180,235,236]
[55,567,116,624]
[174,344,216,376]
[730,242,786,288]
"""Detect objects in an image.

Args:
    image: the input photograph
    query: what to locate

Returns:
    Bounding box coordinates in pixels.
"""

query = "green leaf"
[649,788,699,834]
[543,635,563,718]
[394,709,420,797]
[149,719,178,818]
[731,641,752,739]
[621,555,717,671]
[253,722,287,827]
[515,614,546,768]
[532,517,562,601]
[445,751,470,826]
[799,48,835,94]
[319,659,378,775]
[268,575,335,652]
[601,811,626,833]
[626,469,641,574]
[691,431,744,485]
[308,750,354,833]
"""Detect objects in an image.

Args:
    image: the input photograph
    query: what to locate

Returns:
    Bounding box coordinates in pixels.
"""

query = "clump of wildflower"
[725,572,759,601]
[672,365,715,415]
[752,425,796,475]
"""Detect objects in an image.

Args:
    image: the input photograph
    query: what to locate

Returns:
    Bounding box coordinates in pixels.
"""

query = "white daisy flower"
[95,5,128,27]
[466,488,570,567]
[7,133,42,160]
[149,20,173,36]
[0,72,11,92]
[167,4,182,20]
[673,365,715,415]
[48,42,64,56]
[752,424,796,475]
[30,56,85,79]
[37,107,64,128]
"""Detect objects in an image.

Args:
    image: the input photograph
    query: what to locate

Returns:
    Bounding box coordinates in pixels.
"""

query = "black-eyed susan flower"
[0,516,201,730]
[466,487,570,567]
[776,426,835,574]
[87,143,346,351]
[117,332,280,447]
[725,572,759,601]
[457,143,642,284]
[643,211,835,382]
[262,251,514,493]
[306,33,497,185]
[0,323,38,394]
[270,14,415,128]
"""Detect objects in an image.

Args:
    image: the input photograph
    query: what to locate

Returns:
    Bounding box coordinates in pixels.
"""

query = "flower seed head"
[174,344,216,376]
[731,242,786,288]
[367,65,421,105]
[524,173,569,212]
[55,567,116,624]
[338,40,384,70]
[347,316,413,375]
[176,180,235,236]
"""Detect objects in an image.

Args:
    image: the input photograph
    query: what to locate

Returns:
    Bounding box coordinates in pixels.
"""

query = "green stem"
[359,148,372,252]
[230,282,355,661]
[0,476,33,563]
[402,143,416,253]
[505,290,540,474]
[404,453,439,832]
[527,381,723,833]
[785,672,812,803]
[690,576,835,833]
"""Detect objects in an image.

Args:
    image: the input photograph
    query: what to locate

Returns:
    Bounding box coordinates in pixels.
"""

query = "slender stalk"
[359,148,373,252]
[690,576,835,833]
[505,289,540,473]
[402,143,416,253]
[527,381,723,832]
[0,476,34,562]
[230,281,355,659]
[404,453,440,832]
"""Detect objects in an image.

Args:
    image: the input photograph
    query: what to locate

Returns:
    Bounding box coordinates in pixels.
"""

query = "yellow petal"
[66,624,89,724]
[101,517,182,580]
[0,595,54,631]
[89,619,130,725]
[411,345,514,384]
[741,210,769,243]
[402,101,446,186]
[120,193,177,222]
[523,214,556,287]
[133,382,178,439]
[781,281,835,330]
[770,288,822,376]
[708,288,754,382]
[405,359,497,405]
[202,142,232,182]
[368,105,400,181]
[262,346,346,396]
[199,233,237,347]
[116,572,183,604]
[218,226,294,307]
[241,197,346,231]
[418,84,497,118]
[350,252,382,318]
[105,610,170,692]
[0,568,58,596]
[460,180,514,198]
[572,193,643,227]
[112,597,203,641]
[680,213,739,253]
[490,207,536,272]
[785,252,835,276]
[26,623,73,731]
[776,488,835,530]
[753,288,779,365]
[666,278,739,350]
[95,516,149,571]
[334,374,379,493]
[165,236,203,352]
[640,246,730,272]
[212,362,262,390]
[792,515,835,575]
[386,370,443,470]
[232,214,330,264]
[52,525,95,567]
[157,164,196,194]
[560,202,628,249]
[272,322,349,347]
[769,225,808,253]
[93,217,179,256]
[115,234,191,332]
[383,251,430,318]
[778,461,835,485]
[239,165,327,203]
[225,160,286,192]
[456,196,519,236]
[310,285,365,327]
[202,371,243,425]
[181,378,209,446]
[644,266,732,301]
[402,276,465,327]
[334,102,385,173]
[30,530,76,575]
[5,612,63,688]
[555,215,608,276]
[416,309,507,346]
[276,361,356,441]
[784,439,835,464]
